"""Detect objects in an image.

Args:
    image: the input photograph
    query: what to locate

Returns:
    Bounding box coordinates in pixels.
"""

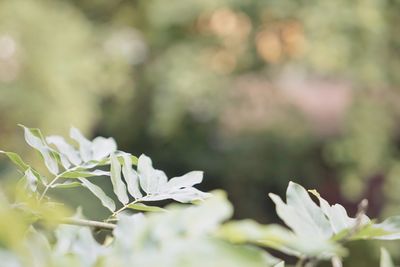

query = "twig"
[39,166,79,201]
[60,217,116,230]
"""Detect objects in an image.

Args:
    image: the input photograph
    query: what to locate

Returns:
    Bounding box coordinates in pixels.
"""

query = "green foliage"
[0,126,399,266]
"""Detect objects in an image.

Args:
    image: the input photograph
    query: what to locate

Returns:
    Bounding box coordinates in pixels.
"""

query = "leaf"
[15,169,38,200]
[121,153,142,199]
[137,154,158,193]
[308,189,370,234]
[46,135,82,165]
[0,150,30,170]
[61,169,110,178]
[110,153,129,204]
[19,125,59,175]
[51,181,82,189]
[70,127,118,162]
[79,178,116,212]
[165,171,203,190]
[169,187,211,203]
[91,137,117,161]
[380,248,394,267]
[136,154,209,203]
[218,219,344,259]
[127,203,166,212]
[372,216,400,240]
[0,150,46,185]
[95,154,138,166]
[269,181,332,239]
[70,127,92,162]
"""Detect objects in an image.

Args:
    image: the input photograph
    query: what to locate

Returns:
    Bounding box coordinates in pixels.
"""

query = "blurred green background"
[1,0,400,265]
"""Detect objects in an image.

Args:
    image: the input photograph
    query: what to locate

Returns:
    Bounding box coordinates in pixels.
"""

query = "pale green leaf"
[122,153,142,199]
[137,154,168,194]
[0,150,46,184]
[46,135,82,165]
[269,182,332,239]
[127,203,166,212]
[79,178,116,212]
[91,137,117,161]
[61,169,109,178]
[110,153,129,204]
[165,171,203,190]
[308,189,369,234]
[20,125,59,175]
[51,181,82,189]
[70,127,92,162]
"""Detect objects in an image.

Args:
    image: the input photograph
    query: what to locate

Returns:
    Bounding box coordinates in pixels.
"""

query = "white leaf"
[91,137,117,161]
[21,125,59,175]
[110,153,129,204]
[169,187,211,203]
[122,153,142,199]
[166,171,203,191]
[70,127,92,162]
[137,154,156,193]
[46,135,82,165]
[79,178,116,212]
[269,182,333,239]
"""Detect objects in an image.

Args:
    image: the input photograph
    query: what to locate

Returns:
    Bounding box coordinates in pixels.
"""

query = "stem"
[61,217,116,230]
[110,199,140,218]
[39,166,79,201]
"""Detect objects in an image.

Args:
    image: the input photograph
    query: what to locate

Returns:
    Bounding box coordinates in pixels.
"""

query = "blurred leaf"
[0,151,45,184]
[380,248,394,267]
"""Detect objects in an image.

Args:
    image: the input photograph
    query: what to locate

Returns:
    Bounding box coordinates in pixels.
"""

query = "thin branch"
[110,198,140,218]
[60,217,116,230]
[39,166,79,201]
